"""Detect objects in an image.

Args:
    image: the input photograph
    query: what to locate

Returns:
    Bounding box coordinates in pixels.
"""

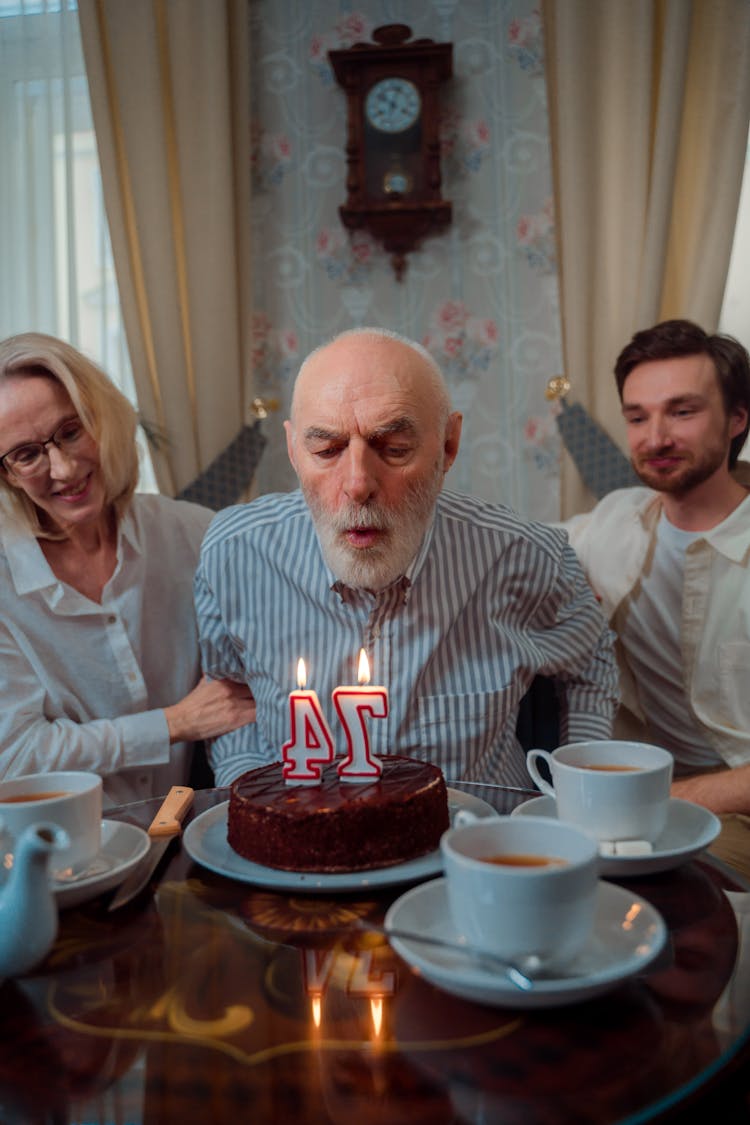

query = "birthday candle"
[281,658,335,785]
[334,649,388,783]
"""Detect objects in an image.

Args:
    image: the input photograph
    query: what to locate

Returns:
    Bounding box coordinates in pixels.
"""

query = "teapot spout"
[0,822,69,979]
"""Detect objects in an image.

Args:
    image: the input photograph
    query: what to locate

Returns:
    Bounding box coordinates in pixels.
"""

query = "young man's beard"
[632,439,731,495]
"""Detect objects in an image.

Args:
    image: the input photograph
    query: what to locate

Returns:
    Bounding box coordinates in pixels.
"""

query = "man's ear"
[442,411,462,474]
[284,419,298,474]
[729,404,749,443]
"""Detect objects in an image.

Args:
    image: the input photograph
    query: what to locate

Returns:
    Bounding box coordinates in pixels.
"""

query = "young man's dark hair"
[614,319,750,469]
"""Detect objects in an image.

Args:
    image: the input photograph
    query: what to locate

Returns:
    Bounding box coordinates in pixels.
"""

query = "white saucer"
[182,788,496,892]
[385,877,667,1009]
[511,796,721,876]
[51,820,150,909]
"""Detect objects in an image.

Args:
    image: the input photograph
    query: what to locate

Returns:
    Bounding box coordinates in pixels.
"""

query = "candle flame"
[297,658,307,689]
[311,994,322,1029]
[357,648,370,685]
[370,996,383,1038]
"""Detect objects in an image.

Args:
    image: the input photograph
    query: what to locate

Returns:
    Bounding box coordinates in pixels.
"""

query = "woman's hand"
[164,676,257,744]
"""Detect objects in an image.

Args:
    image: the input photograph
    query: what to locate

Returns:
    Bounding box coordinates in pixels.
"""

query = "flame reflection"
[370,996,383,1039]
[311,994,322,1029]
[623,903,643,931]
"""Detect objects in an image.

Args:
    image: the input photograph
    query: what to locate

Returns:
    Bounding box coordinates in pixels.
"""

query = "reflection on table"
[0,783,747,1125]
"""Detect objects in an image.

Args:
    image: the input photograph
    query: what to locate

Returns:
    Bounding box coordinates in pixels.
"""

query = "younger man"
[565,320,750,876]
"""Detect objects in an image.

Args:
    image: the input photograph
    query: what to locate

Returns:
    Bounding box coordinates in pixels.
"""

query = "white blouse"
[0,493,212,806]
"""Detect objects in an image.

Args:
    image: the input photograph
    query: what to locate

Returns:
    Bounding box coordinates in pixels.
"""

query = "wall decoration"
[423,299,500,414]
[439,109,492,178]
[315,226,380,287]
[507,9,545,76]
[251,123,294,192]
[251,311,299,394]
[517,196,557,274]
[308,12,374,84]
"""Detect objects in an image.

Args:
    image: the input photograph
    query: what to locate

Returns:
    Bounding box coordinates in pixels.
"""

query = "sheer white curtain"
[720,129,750,350]
[720,126,750,461]
[0,0,156,488]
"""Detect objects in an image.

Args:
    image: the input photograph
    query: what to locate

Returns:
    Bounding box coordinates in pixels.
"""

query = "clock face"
[365,77,421,133]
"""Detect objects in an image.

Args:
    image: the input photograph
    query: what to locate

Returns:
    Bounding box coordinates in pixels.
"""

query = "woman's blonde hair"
[0,332,139,536]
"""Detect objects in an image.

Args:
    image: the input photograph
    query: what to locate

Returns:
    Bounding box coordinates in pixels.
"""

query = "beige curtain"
[78,0,253,495]
[544,0,750,517]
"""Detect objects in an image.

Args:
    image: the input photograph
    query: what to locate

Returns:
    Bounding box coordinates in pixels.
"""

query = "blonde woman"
[0,333,254,805]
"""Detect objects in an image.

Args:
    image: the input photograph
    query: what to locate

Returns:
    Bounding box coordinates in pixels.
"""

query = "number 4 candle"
[282,659,335,785]
[334,649,388,783]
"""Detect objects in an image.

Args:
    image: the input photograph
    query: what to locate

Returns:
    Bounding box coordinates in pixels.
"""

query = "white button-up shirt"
[564,470,750,769]
[0,493,212,806]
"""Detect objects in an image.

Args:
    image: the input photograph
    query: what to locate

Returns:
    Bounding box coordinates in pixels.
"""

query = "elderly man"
[564,319,750,876]
[195,328,617,787]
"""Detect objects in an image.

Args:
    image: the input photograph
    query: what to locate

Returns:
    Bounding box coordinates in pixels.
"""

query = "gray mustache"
[333,507,391,533]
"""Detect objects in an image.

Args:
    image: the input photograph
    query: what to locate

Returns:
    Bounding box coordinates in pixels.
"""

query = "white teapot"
[0,818,68,981]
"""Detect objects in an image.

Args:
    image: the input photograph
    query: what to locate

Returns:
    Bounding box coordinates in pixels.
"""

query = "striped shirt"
[195,489,618,787]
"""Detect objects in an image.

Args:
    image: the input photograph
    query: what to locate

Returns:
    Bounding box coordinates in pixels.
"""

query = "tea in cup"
[440,815,599,967]
[0,771,102,874]
[526,740,673,843]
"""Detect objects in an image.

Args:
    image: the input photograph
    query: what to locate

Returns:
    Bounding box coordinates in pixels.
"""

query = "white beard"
[304,462,444,591]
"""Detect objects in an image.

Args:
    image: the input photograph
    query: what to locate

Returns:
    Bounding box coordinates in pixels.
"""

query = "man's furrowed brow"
[303,426,344,444]
[369,416,418,439]
[302,417,418,444]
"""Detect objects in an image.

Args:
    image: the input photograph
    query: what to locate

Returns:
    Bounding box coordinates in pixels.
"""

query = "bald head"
[289,328,452,433]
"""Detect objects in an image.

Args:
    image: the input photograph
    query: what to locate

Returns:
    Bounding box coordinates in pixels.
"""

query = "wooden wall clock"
[329,24,453,281]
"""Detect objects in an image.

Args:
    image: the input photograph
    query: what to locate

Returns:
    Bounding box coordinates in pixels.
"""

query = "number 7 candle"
[282,658,335,785]
[334,649,388,783]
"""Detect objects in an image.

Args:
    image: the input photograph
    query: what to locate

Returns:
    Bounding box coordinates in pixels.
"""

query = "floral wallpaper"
[249,0,563,521]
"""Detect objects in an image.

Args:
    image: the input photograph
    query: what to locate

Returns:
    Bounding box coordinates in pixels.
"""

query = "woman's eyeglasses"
[0,417,88,477]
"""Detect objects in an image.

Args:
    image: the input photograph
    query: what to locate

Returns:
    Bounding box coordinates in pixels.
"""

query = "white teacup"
[0,771,102,873]
[440,815,599,967]
[526,740,673,843]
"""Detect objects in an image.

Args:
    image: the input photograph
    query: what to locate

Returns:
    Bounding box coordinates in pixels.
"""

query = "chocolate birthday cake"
[227,755,450,872]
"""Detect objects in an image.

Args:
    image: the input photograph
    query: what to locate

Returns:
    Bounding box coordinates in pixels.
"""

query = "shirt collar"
[0,497,136,596]
[117,503,143,557]
[0,500,56,596]
[648,488,750,563]
[696,491,750,562]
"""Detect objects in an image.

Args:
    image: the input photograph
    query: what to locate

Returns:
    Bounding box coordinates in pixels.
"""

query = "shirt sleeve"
[208,729,268,787]
[558,509,593,551]
[194,544,266,786]
[0,619,171,778]
[520,538,620,742]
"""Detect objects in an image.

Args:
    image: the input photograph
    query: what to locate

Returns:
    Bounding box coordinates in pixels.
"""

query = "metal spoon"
[356,921,539,990]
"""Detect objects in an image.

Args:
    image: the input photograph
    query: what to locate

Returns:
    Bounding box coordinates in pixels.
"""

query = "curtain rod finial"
[545,375,570,402]
[250,397,279,420]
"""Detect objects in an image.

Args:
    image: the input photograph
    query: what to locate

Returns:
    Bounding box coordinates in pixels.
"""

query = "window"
[719,123,750,461]
[0,0,156,488]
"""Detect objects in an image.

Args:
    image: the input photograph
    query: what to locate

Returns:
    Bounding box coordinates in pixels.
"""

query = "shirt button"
[108,614,117,624]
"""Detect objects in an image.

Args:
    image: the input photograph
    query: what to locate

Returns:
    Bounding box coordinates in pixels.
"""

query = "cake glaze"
[227,755,449,872]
